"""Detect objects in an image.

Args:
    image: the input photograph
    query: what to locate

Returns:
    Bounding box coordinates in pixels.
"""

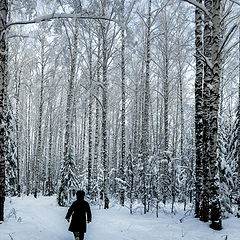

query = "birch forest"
[0,0,240,233]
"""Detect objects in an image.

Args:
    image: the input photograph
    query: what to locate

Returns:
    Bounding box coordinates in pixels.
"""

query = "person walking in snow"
[65,190,92,240]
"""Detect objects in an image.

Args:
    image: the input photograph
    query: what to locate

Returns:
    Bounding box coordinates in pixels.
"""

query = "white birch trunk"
[209,0,222,230]
[200,0,212,222]
[34,37,45,198]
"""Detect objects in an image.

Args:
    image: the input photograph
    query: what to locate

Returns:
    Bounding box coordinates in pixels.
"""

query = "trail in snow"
[0,196,239,240]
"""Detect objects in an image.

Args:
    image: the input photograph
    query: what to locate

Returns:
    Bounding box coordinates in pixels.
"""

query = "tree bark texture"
[237,26,240,218]
[87,31,93,196]
[200,0,212,223]
[15,69,21,197]
[0,0,8,222]
[101,0,109,209]
[120,0,126,207]
[34,38,45,198]
[209,0,222,230]
[195,0,204,218]
[141,0,151,214]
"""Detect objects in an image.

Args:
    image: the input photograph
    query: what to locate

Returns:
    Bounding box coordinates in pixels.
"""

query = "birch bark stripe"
[209,0,222,230]
[0,0,8,222]
[200,0,212,223]
[194,0,203,218]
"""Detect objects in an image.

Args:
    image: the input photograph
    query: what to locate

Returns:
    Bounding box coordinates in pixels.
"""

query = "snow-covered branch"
[229,0,240,6]
[7,13,114,28]
[181,0,210,17]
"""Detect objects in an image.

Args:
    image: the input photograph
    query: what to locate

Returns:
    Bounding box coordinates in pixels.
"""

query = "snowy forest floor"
[0,196,240,240]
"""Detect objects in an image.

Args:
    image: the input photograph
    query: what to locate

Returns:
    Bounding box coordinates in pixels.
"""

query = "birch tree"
[237,26,240,218]
[120,0,126,207]
[194,0,203,218]
[0,0,8,223]
[58,18,79,206]
[34,35,46,198]
[208,0,222,230]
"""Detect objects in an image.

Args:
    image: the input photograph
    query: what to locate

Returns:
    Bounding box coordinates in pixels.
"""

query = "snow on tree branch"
[181,0,210,16]
[229,0,240,6]
[7,13,115,28]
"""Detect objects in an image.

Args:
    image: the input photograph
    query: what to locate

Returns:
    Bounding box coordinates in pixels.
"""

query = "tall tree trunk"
[0,0,8,223]
[15,71,21,197]
[141,0,151,214]
[200,0,212,222]
[195,0,203,218]
[162,13,169,204]
[209,0,222,230]
[58,20,78,205]
[237,26,240,218]
[101,0,109,209]
[132,80,139,157]
[87,31,93,196]
[120,0,126,207]
[163,56,169,151]
[47,104,53,196]
[34,38,45,198]
[64,22,78,175]
[93,38,101,197]
[80,109,87,172]
[26,95,31,196]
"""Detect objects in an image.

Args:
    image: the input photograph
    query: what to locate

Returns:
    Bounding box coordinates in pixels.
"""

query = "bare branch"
[229,0,240,6]
[220,3,233,25]
[219,24,238,54]
[222,40,239,59]
[7,13,114,28]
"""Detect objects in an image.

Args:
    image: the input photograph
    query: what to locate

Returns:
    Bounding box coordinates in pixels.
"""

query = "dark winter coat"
[65,199,92,233]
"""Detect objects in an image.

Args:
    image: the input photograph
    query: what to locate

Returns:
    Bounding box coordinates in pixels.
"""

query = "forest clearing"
[1,195,239,240]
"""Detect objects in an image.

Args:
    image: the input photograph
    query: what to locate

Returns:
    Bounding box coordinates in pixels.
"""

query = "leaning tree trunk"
[209,0,222,230]
[194,0,204,218]
[0,0,8,223]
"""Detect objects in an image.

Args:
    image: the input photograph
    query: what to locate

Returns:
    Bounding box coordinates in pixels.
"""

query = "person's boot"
[75,237,80,240]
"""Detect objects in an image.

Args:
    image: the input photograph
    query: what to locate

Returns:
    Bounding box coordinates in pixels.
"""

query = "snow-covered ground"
[0,196,239,240]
